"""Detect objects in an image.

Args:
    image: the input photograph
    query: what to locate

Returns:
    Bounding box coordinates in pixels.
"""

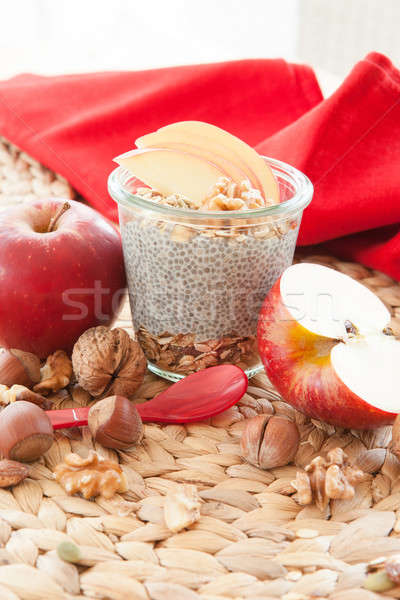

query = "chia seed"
[121,217,299,342]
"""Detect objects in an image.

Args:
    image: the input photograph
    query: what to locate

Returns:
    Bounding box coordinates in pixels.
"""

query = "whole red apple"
[0,198,126,357]
[258,263,400,430]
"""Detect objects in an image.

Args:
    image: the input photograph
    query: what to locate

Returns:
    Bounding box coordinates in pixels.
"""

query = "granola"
[137,187,202,210]
[137,176,274,212]
[138,327,258,375]
[203,177,274,211]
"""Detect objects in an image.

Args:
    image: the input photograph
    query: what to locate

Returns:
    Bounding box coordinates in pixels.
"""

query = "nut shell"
[72,327,147,399]
[0,349,41,388]
[240,414,270,466]
[241,415,299,469]
[259,416,300,469]
[88,395,143,449]
[0,459,29,487]
[0,400,54,462]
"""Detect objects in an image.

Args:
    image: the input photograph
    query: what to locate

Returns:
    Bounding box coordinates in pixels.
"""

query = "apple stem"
[47,202,71,232]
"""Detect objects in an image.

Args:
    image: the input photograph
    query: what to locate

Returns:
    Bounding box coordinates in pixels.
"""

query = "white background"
[0,0,297,76]
[0,0,398,94]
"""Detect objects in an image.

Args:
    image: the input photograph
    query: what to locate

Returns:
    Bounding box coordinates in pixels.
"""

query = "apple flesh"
[115,147,228,204]
[136,121,280,204]
[136,140,249,187]
[258,263,400,429]
[0,199,126,358]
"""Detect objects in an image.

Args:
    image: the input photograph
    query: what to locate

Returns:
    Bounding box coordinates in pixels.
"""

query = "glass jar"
[109,157,313,381]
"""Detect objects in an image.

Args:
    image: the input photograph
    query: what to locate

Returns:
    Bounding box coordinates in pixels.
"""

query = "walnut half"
[34,350,73,394]
[0,384,51,410]
[164,484,202,532]
[54,451,127,499]
[292,447,366,511]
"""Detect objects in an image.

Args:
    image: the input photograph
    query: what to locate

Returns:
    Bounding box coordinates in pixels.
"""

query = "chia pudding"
[111,168,309,380]
[110,123,313,380]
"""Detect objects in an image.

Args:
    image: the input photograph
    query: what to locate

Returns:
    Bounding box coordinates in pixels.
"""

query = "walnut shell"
[72,327,146,399]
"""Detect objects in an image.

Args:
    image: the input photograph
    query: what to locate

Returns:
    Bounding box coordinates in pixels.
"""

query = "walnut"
[292,447,366,511]
[205,193,245,211]
[0,384,51,410]
[137,178,274,212]
[137,326,257,375]
[34,350,72,394]
[164,484,202,532]
[203,177,269,211]
[72,327,147,398]
[54,450,127,499]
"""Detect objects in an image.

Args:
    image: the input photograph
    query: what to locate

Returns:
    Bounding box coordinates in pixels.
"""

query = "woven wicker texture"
[0,137,400,599]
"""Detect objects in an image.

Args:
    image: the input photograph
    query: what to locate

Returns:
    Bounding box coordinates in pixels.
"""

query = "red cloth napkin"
[258,52,400,280]
[0,53,399,280]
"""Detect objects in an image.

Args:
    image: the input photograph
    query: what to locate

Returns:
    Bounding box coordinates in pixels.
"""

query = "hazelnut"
[72,327,147,399]
[88,395,143,449]
[240,415,299,469]
[0,349,41,388]
[0,400,54,462]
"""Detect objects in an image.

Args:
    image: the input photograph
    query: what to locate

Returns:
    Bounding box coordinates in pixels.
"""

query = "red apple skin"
[0,198,126,357]
[257,277,396,430]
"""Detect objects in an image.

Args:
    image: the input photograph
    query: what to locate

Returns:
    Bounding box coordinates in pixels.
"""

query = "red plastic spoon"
[47,365,248,430]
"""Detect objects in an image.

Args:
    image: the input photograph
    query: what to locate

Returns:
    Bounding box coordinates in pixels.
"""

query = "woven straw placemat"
[0,137,400,600]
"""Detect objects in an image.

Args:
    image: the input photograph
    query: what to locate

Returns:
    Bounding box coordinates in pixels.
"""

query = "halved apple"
[258,263,400,429]
[114,147,227,204]
[136,121,280,204]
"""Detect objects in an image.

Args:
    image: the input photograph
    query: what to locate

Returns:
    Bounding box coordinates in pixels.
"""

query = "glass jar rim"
[108,155,313,220]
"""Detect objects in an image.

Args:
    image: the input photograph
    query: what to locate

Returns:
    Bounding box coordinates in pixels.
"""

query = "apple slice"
[136,121,280,204]
[136,140,249,187]
[114,147,227,204]
[258,263,400,429]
